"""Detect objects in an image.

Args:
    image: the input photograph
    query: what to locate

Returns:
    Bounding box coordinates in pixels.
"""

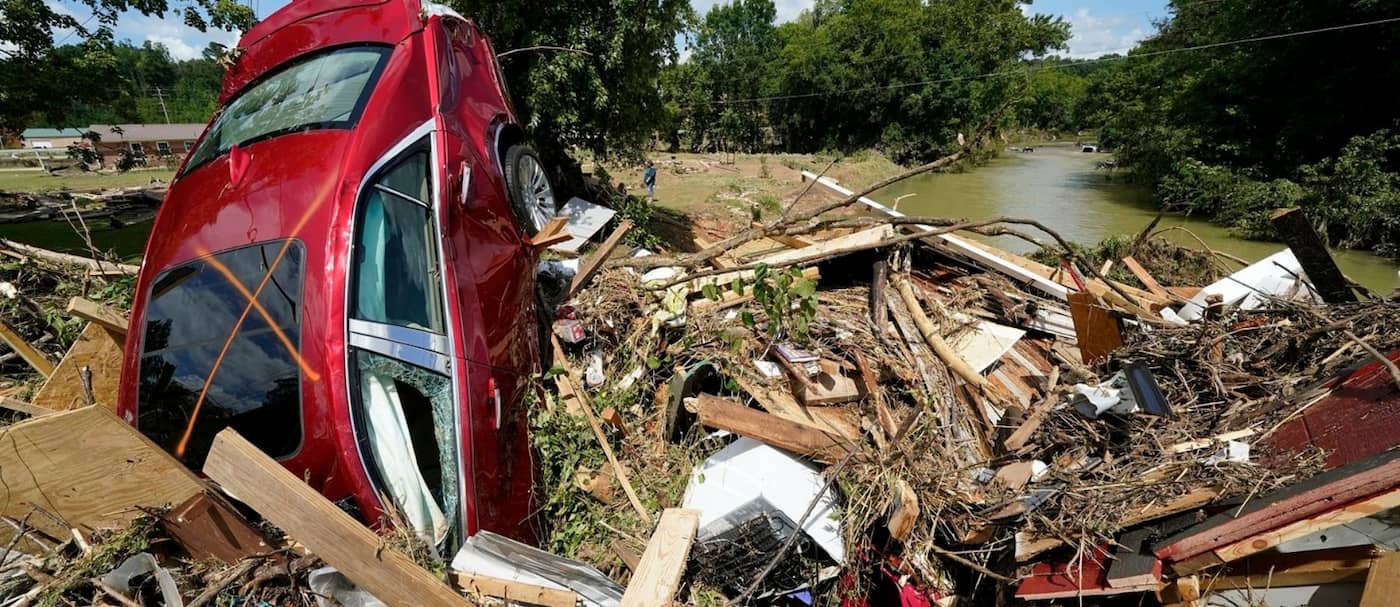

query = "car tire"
[503,144,557,236]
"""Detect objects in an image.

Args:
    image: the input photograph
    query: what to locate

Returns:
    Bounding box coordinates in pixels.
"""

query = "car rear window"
[185,46,390,171]
[137,240,305,468]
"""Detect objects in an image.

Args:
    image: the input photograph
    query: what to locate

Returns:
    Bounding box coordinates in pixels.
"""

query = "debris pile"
[2,153,1398,606]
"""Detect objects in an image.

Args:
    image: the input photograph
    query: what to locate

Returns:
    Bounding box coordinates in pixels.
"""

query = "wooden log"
[1121,256,1171,300]
[0,406,204,542]
[1270,207,1356,304]
[0,239,140,273]
[1361,550,1400,607]
[32,322,123,411]
[64,297,128,335]
[620,508,699,607]
[569,220,633,297]
[448,571,579,607]
[893,277,990,391]
[0,319,55,376]
[202,429,474,607]
[692,393,851,462]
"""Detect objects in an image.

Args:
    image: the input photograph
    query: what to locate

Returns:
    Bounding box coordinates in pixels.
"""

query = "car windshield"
[185,46,390,171]
[136,240,306,468]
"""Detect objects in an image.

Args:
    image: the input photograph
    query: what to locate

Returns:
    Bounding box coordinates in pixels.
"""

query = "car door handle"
[487,375,501,430]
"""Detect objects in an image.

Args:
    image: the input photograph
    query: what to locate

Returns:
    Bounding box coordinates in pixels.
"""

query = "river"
[876,144,1400,293]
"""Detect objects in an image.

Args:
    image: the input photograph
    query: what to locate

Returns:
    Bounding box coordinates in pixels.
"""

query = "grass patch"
[0,169,176,193]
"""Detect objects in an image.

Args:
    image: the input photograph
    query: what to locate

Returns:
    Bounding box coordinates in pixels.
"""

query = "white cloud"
[1061,7,1148,58]
[690,0,814,24]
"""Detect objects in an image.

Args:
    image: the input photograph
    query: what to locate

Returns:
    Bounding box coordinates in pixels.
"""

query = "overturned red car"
[117,0,557,552]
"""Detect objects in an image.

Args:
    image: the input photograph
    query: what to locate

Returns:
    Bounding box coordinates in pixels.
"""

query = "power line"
[686,14,1400,108]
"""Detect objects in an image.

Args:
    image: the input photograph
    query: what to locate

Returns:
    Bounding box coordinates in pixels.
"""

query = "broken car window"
[349,348,460,547]
[351,150,445,333]
[185,46,390,171]
[137,240,305,468]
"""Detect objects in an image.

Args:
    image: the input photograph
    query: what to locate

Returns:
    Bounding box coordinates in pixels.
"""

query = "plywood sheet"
[32,322,124,411]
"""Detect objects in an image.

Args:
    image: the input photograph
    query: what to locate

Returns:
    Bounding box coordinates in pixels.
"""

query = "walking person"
[642,160,657,201]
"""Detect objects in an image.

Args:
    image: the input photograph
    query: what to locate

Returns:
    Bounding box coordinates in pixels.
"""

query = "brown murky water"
[876,144,1400,293]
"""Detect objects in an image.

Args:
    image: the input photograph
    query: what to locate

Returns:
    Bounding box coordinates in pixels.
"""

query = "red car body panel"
[118,0,538,544]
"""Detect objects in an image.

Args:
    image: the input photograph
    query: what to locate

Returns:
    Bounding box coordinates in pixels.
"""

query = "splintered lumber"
[1003,367,1059,451]
[448,572,578,607]
[1121,256,1171,300]
[65,297,129,335]
[1361,550,1400,607]
[751,221,814,249]
[529,217,574,249]
[1208,487,1400,567]
[0,406,204,542]
[886,479,919,543]
[693,393,851,462]
[690,225,895,290]
[569,219,633,297]
[31,322,123,411]
[202,429,473,607]
[620,508,699,607]
[893,278,990,392]
[551,336,650,521]
[0,319,55,376]
[733,377,862,441]
[690,234,738,269]
[1270,207,1356,304]
[1067,292,1123,365]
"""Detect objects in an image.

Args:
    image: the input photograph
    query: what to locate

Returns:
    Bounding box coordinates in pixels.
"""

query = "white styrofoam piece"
[947,320,1026,374]
[450,530,623,607]
[1176,249,1320,321]
[682,438,845,562]
[550,197,617,254]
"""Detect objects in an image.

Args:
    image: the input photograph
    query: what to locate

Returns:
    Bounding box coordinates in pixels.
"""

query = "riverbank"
[0,168,175,192]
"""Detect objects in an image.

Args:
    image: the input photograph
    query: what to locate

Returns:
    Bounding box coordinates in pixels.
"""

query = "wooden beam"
[0,406,203,542]
[32,322,123,411]
[1003,367,1059,451]
[751,221,814,249]
[621,508,699,607]
[732,377,862,441]
[1270,207,1356,304]
[550,335,651,521]
[1361,551,1400,607]
[1212,545,1376,589]
[0,319,55,376]
[1121,256,1171,300]
[569,220,633,297]
[690,226,895,291]
[692,393,851,462]
[1210,487,1400,565]
[0,395,57,417]
[448,571,579,607]
[529,217,573,249]
[202,429,474,607]
[65,297,128,335]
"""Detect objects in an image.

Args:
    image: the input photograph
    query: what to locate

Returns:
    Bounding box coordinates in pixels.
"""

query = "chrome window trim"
[372,183,429,207]
[349,318,448,354]
[348,333,449,375]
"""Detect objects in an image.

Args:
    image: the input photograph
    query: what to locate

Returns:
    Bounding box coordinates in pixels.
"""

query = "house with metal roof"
[19,128,88,149]
[88,123,207,166]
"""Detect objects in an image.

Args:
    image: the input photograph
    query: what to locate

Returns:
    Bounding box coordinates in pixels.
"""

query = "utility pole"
[153,87,171,124]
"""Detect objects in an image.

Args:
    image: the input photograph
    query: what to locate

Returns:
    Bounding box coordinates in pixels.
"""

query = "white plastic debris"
[1175,249,1321,321]
[752,359,783,379]
[99,553,182,607]
[585,353,605,388]
[452,531,623,607]
[1071,372,1139,418]
[308,567,387,607]
[1203,440,1251,465]
[0,282,16,299]
[683,437,845,562]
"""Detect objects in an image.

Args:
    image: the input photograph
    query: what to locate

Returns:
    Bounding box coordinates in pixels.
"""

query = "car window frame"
[182,44,393,175]
[343,119,466,551]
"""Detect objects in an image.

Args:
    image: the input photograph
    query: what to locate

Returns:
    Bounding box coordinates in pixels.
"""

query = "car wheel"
[503,144,556,235]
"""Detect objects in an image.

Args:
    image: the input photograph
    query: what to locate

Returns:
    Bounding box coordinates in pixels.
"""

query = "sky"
[48,0,1168,61]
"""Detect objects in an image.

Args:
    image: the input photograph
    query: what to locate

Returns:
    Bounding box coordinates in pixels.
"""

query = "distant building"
[19,127,87,149]
[88,123,206,165]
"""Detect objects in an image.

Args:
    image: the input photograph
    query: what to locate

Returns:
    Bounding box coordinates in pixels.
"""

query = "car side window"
[350,150,444,334]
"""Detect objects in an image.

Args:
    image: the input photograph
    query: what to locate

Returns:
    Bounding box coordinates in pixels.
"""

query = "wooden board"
[620,508,699,607]
[161,492,272,564]
[65,297,129,335]
[202,429,474,607]
[693,393,851,462]
[1212,545,1376,589]
[0,319,55,376]
[1121,256,1171,300]
[690,225,895,291]
[448,571,579,607]
[1107,528,1161,588]
[1067,292,1123,365]
[1360,550,1400,607]
[31,322,124,411]
[569,219,633,297]
[0,396,56,417]
[0,406,204,542]
[1016,544,1158,600]
[1210,487,1400,565]
[734,377,862,441]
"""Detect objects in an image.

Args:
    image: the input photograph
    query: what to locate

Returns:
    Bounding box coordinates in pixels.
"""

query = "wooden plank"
[1212,545,1376,589]
[0,406,204,542]
[794,360,863,405]
[1211,487,1400,565]
[1361,550,1400,607]
[448,571,579,607]
[621,508,699,607]
[1067,292,1123,365]
[202,429,473,607]
[1270,207,1356,304]
[550,335,650,521]
[1121,256,1171,300]
[64,297,128,335]
[0,396,57,417]
[1107,528,1161,588]
[690,226,895,291]
[569,220,633,297]
[0,319,55,376]
[529,217,574,249]
[1004,367,1059,451]
[690,234,738,269]
[32,322,123,411]
[160,492,271,564]
[693,393,851,462]
[751,221,814,249]
[886,479,919,543]
[733,377,862,441]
